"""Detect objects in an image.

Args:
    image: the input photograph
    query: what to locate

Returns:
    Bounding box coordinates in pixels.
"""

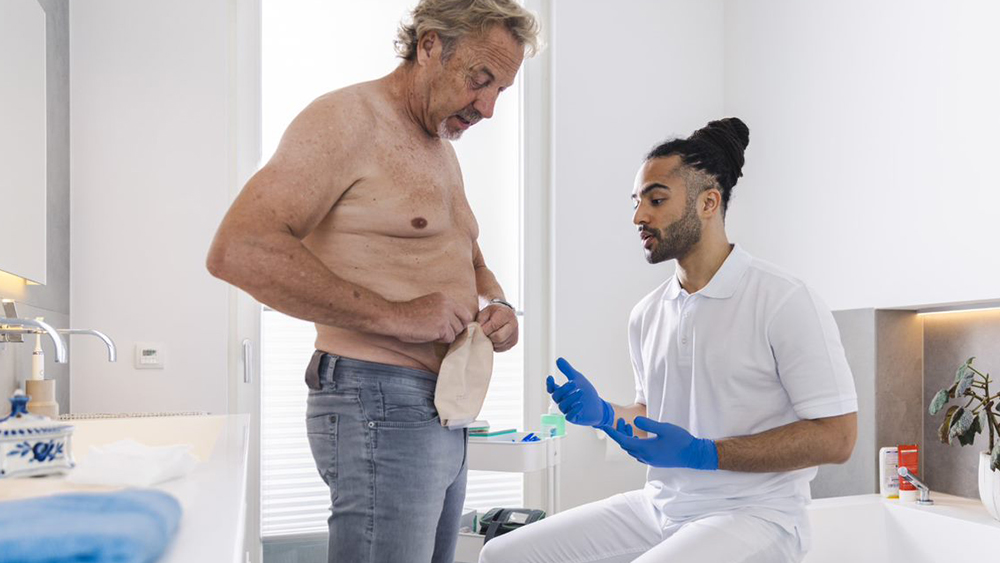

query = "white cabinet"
[454,434,563,563]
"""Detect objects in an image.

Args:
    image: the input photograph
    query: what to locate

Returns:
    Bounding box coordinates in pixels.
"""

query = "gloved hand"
[604,416,718,470]
[545,357,614,429]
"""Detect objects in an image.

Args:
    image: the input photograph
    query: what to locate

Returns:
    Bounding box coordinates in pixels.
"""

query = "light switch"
[134,343,165,369]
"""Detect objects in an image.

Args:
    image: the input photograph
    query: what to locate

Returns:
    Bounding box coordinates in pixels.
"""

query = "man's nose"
[474,91,498,120]
[633,205,648,226]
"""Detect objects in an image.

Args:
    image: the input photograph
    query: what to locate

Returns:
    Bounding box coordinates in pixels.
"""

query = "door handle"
[242,338,253,384]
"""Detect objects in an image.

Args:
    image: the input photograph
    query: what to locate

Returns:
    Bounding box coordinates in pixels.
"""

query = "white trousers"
[478,490,804,563]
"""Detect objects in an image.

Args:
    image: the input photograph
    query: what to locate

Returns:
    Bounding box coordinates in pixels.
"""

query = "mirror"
[0,0,47,284]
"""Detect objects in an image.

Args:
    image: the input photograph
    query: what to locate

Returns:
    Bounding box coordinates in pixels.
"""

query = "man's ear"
[416,31,443,67]
[700,188,723,218]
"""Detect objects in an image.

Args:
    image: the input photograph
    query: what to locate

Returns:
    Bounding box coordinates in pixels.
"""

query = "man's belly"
[306,233,479,373]
[315,325,452,373]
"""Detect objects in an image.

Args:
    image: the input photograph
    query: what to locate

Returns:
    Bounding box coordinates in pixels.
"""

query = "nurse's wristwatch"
[488,298,516,312]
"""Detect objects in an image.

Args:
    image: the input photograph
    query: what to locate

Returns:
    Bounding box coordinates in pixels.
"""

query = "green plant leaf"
[947,382,958,399]
[980,409,991,435]
[929,389,951,415]
[966,357,976,365]
[939,405,960,444]
[954,363,974,385]
[956,371,976,396]
[948,407,972,444]
[957,416,981,446]
[992,442,1000,472]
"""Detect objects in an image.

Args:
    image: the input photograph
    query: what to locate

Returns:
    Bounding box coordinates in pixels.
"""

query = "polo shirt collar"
[662,244,752,301]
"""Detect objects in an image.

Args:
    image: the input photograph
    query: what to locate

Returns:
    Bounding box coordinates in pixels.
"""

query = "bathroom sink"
[805,493,999,562]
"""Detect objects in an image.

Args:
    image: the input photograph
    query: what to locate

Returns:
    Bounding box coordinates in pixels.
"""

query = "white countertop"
[0,413,251,563]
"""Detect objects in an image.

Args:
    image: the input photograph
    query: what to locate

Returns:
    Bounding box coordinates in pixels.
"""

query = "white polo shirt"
[629,244,857,549]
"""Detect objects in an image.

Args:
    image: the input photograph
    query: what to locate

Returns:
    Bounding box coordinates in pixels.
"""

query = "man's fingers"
[557,390,582,413]
[546,375,556,394]
[437,326,456,344]
[456,304,474,325]
[556,357,580,381]
[550,380,578,403]
[450,317,465,340]
[604,425,632,448]
[477,308,496,333]
[632,416,663,436]
[616,418,634,437]
[490,324,514,344]
[565,402,584,421]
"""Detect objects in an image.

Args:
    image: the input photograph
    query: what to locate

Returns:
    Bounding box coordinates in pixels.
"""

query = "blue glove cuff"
[595,400,615,429]
[694,439,719,470]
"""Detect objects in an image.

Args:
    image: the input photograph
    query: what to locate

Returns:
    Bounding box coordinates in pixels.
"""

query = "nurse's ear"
[698,187,723,219]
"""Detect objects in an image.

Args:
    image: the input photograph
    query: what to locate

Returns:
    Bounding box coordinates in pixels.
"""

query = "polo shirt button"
[681,338,688,345]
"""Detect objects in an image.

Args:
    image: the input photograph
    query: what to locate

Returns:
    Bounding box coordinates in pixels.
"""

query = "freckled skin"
[208,25,524,372]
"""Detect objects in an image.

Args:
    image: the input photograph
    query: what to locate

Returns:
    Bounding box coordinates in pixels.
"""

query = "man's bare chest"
[319,143,478,240]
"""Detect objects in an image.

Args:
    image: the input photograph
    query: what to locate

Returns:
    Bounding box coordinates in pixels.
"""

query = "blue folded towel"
[0,489,181,563]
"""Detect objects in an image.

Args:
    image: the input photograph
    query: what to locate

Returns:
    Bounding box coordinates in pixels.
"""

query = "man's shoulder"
[307,83,380,128]
[629,278,673,324]
[743,253,808,297]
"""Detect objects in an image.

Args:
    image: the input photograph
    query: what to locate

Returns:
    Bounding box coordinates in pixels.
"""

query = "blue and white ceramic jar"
[0,390,75,478]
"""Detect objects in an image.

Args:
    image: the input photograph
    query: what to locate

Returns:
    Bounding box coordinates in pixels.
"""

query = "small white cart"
[454,432,563,563]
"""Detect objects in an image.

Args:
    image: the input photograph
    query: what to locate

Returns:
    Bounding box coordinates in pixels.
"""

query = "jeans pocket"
[306,413,338,486]
[369,391,440,429]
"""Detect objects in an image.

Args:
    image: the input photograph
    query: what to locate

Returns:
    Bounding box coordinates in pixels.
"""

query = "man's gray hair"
[395,0,541,62]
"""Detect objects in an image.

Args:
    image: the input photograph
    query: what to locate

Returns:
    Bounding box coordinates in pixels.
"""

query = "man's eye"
[652,199,665,205]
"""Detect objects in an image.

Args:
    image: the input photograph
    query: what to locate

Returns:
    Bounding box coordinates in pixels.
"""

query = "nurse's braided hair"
[646,117,750,214]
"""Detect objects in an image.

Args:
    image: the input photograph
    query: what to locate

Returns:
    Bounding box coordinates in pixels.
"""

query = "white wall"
[724,0,1000,311]
[70,0,232,414]
[550,0,725,509]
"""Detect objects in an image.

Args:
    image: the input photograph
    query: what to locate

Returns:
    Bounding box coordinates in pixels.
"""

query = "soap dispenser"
[24,317,59,419]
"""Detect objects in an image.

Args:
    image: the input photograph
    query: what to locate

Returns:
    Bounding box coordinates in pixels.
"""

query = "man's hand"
[390,292,473,344]
[477,304,519,352]
[604,417,718,470]
[546,358,614,428]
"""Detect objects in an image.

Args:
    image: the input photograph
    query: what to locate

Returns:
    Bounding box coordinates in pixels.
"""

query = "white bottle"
[879,446,899,498]
[31,320,44,381]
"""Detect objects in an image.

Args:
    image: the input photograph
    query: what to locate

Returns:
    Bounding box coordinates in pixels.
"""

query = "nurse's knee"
[478,533,517,563]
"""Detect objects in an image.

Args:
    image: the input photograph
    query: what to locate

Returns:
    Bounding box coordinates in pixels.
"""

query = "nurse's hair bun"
[646,117,750,212]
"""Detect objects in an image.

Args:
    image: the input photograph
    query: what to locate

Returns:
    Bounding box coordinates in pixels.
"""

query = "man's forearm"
[208,231,395,335]
[475,264,506,306]
[715,412,857,472]
[609,402,648,435]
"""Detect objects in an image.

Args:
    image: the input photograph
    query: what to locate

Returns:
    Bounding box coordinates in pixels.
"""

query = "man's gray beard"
[437,119,464,140]
[647,198,702,264]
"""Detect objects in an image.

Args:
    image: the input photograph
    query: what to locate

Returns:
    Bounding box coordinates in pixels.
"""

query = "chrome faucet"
[57,329,117,362]
[0,300,117,363]
[0,316,68,363]
[898,466,934,505]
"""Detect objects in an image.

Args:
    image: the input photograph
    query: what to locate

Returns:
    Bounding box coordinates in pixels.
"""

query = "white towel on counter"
[67,439,198,487]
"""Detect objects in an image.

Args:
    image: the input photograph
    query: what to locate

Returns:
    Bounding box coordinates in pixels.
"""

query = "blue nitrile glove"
[545,357,614,429]
[604,416,719,470]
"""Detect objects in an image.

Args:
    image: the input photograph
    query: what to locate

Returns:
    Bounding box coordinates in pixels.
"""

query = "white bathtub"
[805,493,1000,562]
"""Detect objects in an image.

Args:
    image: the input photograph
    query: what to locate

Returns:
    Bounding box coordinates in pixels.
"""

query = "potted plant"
[928,357,1000,521]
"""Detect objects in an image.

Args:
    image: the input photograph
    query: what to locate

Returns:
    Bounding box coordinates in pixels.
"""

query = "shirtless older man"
[206,1,539,561]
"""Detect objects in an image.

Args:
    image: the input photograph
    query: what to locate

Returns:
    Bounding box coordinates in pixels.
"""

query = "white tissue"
[67,439,198,487]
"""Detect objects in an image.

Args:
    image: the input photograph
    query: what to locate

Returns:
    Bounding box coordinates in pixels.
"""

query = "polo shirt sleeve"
[767,284,858,419]
[628,305,646,405]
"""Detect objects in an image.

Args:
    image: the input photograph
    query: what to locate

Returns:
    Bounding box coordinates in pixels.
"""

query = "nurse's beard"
[646,198,702,264]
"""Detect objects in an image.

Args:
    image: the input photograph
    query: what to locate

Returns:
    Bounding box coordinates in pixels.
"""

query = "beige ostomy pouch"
[434,322,495,429]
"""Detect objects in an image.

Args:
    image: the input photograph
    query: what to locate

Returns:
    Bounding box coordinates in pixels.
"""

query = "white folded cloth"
[67,439,198,487]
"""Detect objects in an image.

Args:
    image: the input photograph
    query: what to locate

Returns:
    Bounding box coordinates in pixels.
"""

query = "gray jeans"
[305,352,469,563]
